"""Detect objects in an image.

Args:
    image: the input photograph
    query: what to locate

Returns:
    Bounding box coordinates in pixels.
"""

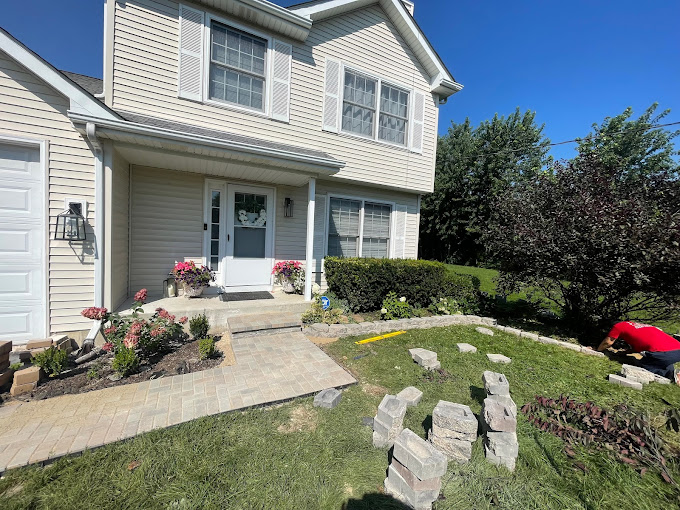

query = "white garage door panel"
[0,142,45,342]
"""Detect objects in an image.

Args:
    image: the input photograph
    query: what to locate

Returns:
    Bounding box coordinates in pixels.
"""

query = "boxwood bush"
[324,257,480,313]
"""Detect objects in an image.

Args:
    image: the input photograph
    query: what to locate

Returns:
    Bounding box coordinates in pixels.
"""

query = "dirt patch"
[306,336,340,346]
[361,382,389,397]
[215,334,236,367]
[277,405,318,434]
[0,339,224,405]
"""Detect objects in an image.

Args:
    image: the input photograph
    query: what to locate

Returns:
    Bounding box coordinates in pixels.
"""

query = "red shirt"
[608,322,680,352]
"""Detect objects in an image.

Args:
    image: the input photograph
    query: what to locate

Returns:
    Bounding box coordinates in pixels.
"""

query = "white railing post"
[304,177,316,301]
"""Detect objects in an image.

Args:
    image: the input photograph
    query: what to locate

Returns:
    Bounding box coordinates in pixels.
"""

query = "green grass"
[2,326,679,509]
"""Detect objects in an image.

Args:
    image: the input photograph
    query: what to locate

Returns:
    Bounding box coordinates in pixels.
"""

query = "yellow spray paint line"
[355,331,406,345]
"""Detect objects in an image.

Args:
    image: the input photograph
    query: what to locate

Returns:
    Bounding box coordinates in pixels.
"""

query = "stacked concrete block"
[313,388,342,408]
[384,428,448,510]
[373,394,408,448]
[0,341,12,388]
[428,401,477,463]
[10,366,41,396]
[409,348,441,370]
[481,372,518,470]
[620,364,671,385]
[396,386,423,407]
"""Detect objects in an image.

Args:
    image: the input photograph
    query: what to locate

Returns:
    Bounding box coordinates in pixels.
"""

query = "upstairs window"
[342,70,377,138]
[209,22,267,111]
[340,68,410,146]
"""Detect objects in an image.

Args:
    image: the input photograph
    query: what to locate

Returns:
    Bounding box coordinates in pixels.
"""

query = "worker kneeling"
[596,321,680,385]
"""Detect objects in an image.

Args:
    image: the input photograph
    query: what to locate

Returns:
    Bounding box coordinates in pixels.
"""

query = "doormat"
[221,291,275,302]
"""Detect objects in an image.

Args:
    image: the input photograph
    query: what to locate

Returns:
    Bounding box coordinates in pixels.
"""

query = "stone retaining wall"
[304,315,605,358]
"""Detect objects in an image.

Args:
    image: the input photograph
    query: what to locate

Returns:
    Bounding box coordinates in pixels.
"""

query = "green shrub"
[381,292,414,320]
[301,299,344,325]
[9,362,22,371]
[112,348,139,377]
[32,347,68,377]
[87,362,103,380]
[429,296,463,316]
[324,257,480,312]
[198,337,216,360]
[189,314,210,340]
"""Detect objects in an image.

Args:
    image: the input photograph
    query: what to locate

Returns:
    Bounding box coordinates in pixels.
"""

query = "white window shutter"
[178,4,204,101]
[392,205,408,259]
[271,40,292,122]
[410,90,426,153]
[312,194,327,272]
[323,58,342,133]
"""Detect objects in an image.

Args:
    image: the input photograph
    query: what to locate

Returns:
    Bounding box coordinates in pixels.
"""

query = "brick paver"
[0,332,354,474]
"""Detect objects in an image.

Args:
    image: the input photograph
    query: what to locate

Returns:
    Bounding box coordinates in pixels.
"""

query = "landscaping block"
[0,369,13,388]
[373,395,408,448]
[313,388,342,409]
[486,394,517,415]
[484,445,517,471]
[392,428,448,481]
[384,465,441,509]
[396,386,423,407]
[581,348,605,357]
[505,328,522,336]
[557,341,582,352]
[10,350,31,364]
[485,432,519,458]
[430,432,473,463]
[0,340,11,356]
[26,338,53,350]
[432,401,478,439]
[409,348,437,365]
[30,347,47,357]
[13,366,41,385]
[456,343,477,353]
[608,374,643,390]
[487,353,511,364]
[10,381,36,396]
[475,327,494,336]
[0,359,8,372]
[519,331,540,341]
[482,398,517,433]
[621,364,669,384]
[538,336,559,345]
[389,458,442,492]
[483,371,510,396]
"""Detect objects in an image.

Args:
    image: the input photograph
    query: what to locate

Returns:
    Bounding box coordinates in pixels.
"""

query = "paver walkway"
[0,332,354,474]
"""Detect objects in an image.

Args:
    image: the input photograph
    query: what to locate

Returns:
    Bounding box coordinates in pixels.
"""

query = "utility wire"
[447,120,680,158]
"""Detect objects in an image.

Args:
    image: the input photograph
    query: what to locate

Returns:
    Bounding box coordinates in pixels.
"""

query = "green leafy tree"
[485,155,680,339]
[421,108,552,264]
[576,103,679,180]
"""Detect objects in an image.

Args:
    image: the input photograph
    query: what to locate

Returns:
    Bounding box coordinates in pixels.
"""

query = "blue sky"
[2,0,678,160]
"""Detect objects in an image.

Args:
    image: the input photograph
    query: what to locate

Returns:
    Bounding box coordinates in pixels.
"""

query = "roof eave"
[67,111,345,174]
[433,78,464,99]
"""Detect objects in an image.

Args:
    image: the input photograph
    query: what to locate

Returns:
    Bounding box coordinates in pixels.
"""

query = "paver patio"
[0,332,354,474]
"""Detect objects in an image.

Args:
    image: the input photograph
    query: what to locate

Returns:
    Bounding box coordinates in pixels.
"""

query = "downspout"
[86,122,105,309]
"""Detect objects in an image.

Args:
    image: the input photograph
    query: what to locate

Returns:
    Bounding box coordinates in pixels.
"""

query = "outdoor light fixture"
[54,204,87,241]
[284,197,294,217]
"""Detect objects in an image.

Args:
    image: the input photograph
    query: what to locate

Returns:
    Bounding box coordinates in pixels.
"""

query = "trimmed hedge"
[324,257,480,313]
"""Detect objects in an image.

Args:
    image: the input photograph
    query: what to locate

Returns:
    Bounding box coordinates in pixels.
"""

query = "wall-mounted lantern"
[284,197,294,217]
[54,204,87,241]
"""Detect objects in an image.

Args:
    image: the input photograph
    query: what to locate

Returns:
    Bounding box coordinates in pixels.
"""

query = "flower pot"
[182,284,205,298]
[282,281,295,294]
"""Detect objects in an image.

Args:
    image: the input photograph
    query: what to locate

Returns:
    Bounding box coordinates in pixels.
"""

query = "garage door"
[0,141,46,342]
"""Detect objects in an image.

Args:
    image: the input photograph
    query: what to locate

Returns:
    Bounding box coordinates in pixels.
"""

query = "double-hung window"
[340,68,410,146]
[327,198,392,259]
[209,22,267,111]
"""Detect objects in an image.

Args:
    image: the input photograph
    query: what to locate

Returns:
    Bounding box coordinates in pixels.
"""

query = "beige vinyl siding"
[111,0,438,193]
[0,50,96,334]
[129,166,204,296]
[111,150,130,308]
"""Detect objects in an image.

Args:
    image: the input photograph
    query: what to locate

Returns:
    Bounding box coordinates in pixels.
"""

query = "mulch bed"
[0,338,224,404]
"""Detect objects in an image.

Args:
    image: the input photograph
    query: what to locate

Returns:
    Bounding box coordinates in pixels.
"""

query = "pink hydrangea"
[81,307,108,321]
[102,342,114,352]
[179,316,188,324]
[133,288,148,303]
[156,308,175,322]
[150,326,166,338]
[104,326,117,336]
[124,333,139,349]
[129,320,144,335]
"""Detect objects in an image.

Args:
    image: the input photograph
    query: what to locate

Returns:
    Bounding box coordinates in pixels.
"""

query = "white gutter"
[86,122,105,309]
[68,112,345,172]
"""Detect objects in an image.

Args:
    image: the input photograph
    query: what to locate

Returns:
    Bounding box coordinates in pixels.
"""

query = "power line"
[446,120,680,159]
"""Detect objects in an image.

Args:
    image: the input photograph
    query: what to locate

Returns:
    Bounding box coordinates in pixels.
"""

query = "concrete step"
[228,312,303,338]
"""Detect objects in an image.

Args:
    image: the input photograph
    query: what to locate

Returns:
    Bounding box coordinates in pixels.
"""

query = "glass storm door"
[225,185,274,288]
[204,180,227,287]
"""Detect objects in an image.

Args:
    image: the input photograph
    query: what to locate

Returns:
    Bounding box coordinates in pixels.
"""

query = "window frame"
[325,193,396,259]
[202,13,273,118]
[339,64,412,149]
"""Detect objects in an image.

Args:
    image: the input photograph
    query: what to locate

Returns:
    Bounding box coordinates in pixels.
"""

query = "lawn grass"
[447,264,680,336]
[1,326,679,509]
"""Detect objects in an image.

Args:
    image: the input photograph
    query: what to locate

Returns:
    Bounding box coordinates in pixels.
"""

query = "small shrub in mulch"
[522,395,678,484]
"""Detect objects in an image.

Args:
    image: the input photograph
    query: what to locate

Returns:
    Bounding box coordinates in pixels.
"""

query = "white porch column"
[304,177,316,301]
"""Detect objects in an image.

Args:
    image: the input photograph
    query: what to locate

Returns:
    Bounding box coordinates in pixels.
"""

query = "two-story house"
[0,0,461,343]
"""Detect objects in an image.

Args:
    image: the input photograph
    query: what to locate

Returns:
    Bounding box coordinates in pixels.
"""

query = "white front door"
[0,141,46,342]
[225,184,274,288]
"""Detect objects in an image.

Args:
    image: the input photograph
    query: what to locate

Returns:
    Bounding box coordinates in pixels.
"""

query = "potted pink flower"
[172,261,214,297]
[272,261,305,294]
